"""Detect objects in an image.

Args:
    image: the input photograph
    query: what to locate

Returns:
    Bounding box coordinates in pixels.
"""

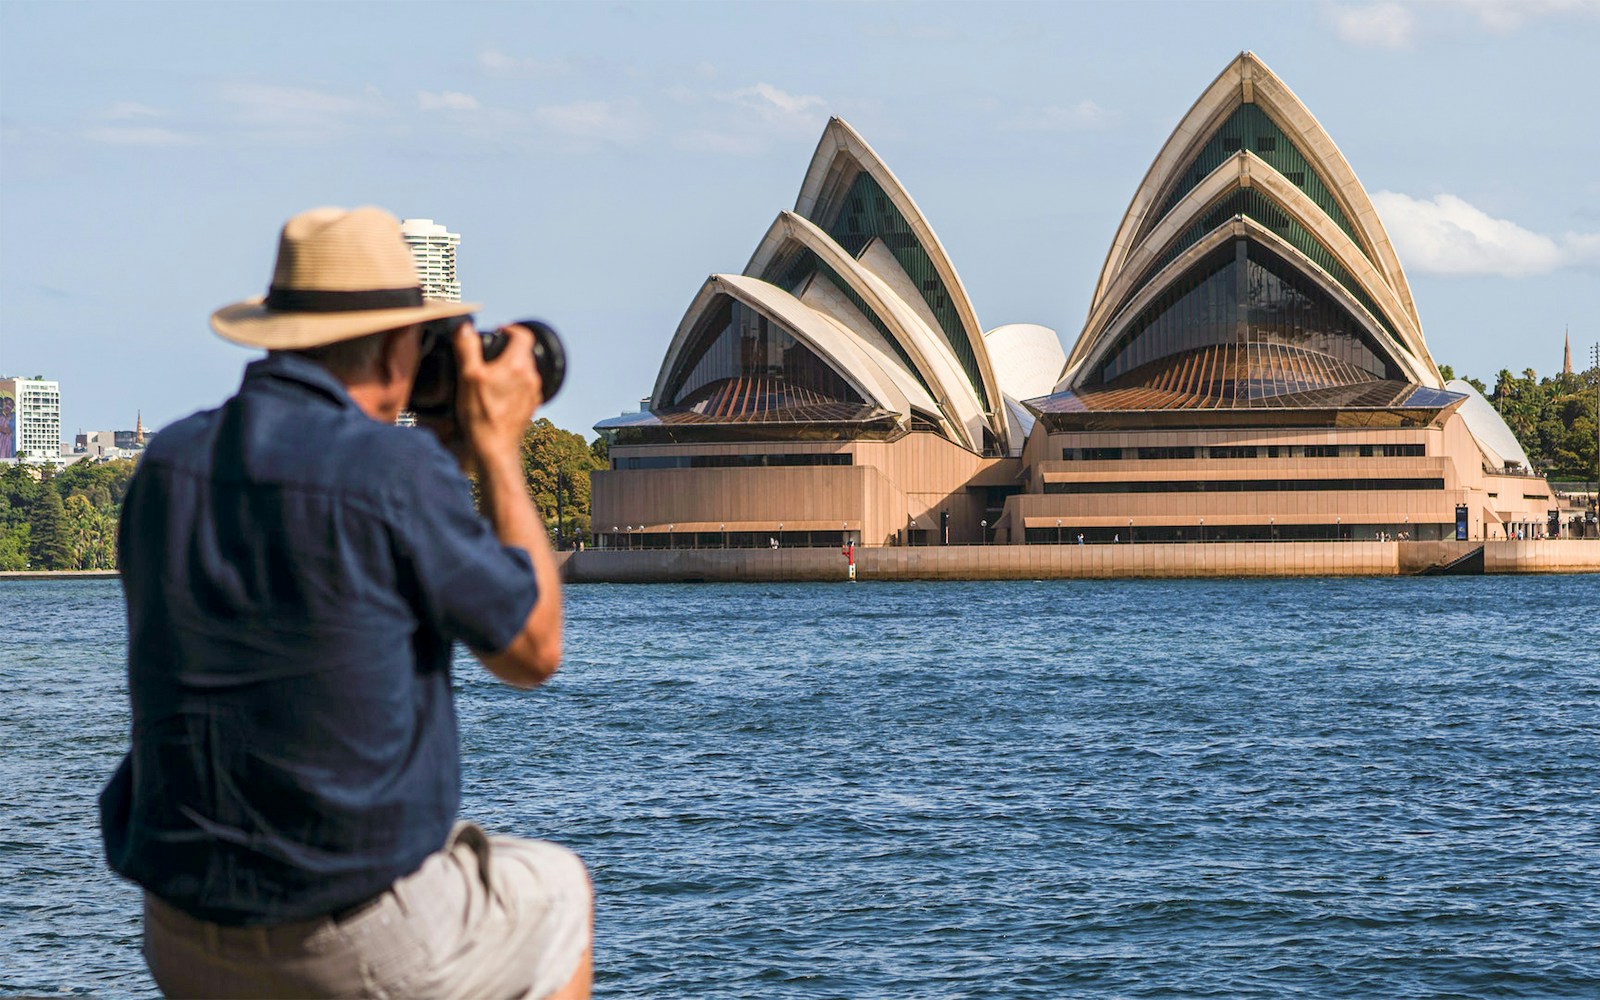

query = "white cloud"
[1371,191,1600,276]
[478,49,569,78]
[534,100,645,145]
[672,128,765,157]
[1330,3,1417,48]
[418,90,480,112]
[103,101,166,120]
[860,22,960,42]
[1000,99,1118,132]
[724,83,827,131]
[673,83,828,157]
[219,84,391,139]
[83,126,196,146]
[1453,0,1600,33]
[1330,0,1599,48]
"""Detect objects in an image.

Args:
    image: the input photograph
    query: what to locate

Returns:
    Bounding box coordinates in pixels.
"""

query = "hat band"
[264,285,424,313]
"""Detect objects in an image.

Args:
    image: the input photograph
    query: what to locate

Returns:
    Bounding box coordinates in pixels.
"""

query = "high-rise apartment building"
[0,377,62,461]
[400,218,462,302]
[396,219,462,427]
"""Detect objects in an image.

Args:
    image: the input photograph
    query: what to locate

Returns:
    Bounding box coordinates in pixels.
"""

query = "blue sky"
[2,0,1597,440]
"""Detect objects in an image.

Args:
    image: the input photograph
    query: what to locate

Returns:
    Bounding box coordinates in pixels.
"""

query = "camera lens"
[407,317,565,415]
[520,320,566,403]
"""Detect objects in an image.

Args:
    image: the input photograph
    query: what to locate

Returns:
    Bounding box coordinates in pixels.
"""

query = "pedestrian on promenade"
[99,207,590,999]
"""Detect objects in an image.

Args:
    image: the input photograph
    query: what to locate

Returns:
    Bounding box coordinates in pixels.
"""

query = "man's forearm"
[477,452,564,685]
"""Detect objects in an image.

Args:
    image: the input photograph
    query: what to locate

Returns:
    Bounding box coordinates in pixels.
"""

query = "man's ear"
[378,326,419,384]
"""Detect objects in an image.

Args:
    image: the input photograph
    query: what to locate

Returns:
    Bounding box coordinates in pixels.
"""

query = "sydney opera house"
[593,53,1554,550]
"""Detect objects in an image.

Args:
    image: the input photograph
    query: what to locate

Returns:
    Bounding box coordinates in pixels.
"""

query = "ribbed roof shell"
[793,118,1006,449]
[1063,52,1440,393]
[633,117,1005,454]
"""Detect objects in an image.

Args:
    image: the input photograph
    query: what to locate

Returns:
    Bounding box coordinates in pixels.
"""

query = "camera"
[408,316,566,417]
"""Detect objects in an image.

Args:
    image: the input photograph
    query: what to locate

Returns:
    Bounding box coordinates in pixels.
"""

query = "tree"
[63,493,117,570]
[1453,360,1600,479]
[0,522,29,570]
[54,457,136,510]
[519,419,606,546]
[28,486,71,570]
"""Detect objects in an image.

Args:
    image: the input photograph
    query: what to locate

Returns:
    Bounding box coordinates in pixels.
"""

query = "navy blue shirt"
[100,352,538,925]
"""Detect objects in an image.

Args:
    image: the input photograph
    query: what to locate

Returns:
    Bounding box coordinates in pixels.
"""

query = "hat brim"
[211,296,481,350]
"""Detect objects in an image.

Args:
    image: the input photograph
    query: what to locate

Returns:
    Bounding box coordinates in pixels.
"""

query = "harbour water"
[3,576,1598,998]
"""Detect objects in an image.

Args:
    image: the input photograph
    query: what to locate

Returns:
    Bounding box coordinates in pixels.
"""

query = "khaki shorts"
[143,822,591,1000]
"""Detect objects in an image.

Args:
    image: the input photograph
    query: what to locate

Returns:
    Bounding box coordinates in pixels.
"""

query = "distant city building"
[71,431,118,458]
[68,425,144,460]
[0,376,61,461]
[108,412,148,451]
[400,218,462,302]
[396,219,461,428]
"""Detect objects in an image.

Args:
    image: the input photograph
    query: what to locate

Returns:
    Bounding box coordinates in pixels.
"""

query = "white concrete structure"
[1447,379,1535,474]
[593,65,1558,553]
[0,377,61,461]
[984,323,1065,455]
[399,218,462,302]
[615,117,1009,457]
[1062,51,1437,392]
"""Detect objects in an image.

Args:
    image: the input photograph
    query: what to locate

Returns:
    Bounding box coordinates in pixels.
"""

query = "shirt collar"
[242,352,359,410]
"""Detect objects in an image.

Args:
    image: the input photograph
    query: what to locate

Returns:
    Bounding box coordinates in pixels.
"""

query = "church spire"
[135,410,145,445]
[1564,326,1572,375]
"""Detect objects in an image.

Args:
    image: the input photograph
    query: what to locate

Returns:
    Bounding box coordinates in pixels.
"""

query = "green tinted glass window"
[817,170,989,411]
[1149,104,1369,262]
[665,297,862,407]
[761,246,936,400]
[1126,187,1405,355]
[1095,239,1398,384]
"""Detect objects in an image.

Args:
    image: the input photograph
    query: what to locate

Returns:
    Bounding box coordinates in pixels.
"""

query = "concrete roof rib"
[743,210,985,450]
[650,274,912,426]
[792,117,1007,452]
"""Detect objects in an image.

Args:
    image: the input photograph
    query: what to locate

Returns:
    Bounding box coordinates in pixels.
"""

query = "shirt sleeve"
[391,441,539,654]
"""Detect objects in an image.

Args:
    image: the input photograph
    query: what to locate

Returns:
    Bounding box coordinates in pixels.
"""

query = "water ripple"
[3,577,1599,997]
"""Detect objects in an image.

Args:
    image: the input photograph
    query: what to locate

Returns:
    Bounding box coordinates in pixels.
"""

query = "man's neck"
[344,381,404,424]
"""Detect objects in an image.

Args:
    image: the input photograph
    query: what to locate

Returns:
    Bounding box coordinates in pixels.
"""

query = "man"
[100,206,591,998]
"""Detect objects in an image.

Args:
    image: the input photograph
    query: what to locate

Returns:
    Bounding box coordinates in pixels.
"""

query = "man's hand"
[455,323,544,465]
[453,322,563,688]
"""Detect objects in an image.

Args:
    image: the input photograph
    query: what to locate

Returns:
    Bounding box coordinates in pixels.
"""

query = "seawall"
[7,543,1596,586]
[556,540,1600,583]
[0,570,121,581]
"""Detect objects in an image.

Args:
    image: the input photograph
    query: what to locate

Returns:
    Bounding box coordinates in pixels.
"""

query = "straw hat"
[210,206,479,350]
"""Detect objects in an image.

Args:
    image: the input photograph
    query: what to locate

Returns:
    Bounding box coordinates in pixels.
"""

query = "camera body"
[408,317,566,417]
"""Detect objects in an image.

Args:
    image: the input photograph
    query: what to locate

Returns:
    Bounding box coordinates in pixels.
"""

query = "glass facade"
[813,168,990,411]
[1042,476,1445,494]
[613,453,852,470]
[1025,522,1453,544]
[600,530,853,550]
[1095,240,1398,386]
[1122,187,1404,356]
[1147,103,1369,261]
[762,244,937,400]
[664,297,864,410]
[1055,443,1427,461]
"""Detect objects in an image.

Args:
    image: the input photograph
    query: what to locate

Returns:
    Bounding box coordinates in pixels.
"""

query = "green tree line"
[1440,363,1600,481]
[518,418,608,548]
[0,422,610,571]
[0,458,134,571]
